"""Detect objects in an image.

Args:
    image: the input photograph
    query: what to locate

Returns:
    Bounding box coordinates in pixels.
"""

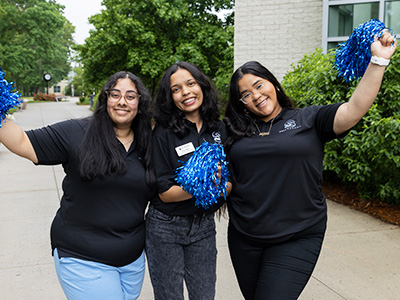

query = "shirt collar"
[184,118,205,134]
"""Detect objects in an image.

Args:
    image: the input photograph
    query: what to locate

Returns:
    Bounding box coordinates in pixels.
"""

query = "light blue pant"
[53,248,145,300]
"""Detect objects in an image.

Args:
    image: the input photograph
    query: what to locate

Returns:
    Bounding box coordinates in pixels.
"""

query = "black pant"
[228,217,327,300]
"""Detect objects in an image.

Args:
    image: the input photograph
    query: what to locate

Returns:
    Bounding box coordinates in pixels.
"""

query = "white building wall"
[49,79,69,95]
[234,0,323,81]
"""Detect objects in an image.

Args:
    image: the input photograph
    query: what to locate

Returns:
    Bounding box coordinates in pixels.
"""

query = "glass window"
[328,3,379,37]
[54,86,61,93]
[324,1,400,53]
[385,1,400,34]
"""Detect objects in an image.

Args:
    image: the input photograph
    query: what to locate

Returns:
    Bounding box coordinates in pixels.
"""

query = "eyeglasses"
[107,89,140,103]
[239,82,267,105]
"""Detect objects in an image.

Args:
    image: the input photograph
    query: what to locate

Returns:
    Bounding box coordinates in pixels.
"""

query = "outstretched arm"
[0,119,38,163]
[334,31,397,135]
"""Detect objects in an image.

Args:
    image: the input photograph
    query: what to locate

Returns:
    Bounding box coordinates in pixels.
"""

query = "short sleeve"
[26,119,79,165]
[151,126,176,193]
[314,103,347,143]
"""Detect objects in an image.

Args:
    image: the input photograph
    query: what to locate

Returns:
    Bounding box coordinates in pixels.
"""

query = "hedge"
[33,93,57,101]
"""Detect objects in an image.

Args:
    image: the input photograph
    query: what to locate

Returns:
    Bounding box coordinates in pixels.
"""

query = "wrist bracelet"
[371,55,390,66]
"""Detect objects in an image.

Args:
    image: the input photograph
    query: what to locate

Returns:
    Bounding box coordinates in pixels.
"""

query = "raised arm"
[0,119,38,163]
[333,31,397,135]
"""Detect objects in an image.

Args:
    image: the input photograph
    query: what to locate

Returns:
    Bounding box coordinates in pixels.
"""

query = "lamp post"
[43,73,52,94]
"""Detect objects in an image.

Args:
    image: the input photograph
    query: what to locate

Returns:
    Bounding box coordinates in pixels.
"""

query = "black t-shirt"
[26,118,155,267]
[151,120,227,216]
[227,103,345,239]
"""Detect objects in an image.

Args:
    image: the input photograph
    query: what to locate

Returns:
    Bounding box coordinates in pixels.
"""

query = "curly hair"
[154,61,221,138]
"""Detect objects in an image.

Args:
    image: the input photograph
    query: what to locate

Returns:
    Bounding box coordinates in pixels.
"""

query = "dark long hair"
[77,71,155,185]
[224,61,294,150]
[154,61,221,137]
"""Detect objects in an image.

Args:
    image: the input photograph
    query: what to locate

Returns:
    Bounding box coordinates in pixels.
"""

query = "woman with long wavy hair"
[224,32,396,299]
[146,61,231,300]
[0,71,156,299]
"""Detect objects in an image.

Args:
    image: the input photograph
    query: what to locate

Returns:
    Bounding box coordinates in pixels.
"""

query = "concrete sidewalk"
[0,99,399,299]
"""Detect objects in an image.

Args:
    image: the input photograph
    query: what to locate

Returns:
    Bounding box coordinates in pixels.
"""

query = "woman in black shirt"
[0,71,155,299]
[147,61,231,300]
[224,31,396,299]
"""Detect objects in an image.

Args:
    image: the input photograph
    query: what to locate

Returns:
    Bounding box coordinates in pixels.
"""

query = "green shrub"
[7,108,17,114]
[33,93,57,101]
[282,48,400,204]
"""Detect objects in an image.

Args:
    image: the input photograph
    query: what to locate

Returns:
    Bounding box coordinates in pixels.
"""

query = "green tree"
[0,0,74,95]
[65,65,100,98]
[75,0,234,102]
[65,66,84,97]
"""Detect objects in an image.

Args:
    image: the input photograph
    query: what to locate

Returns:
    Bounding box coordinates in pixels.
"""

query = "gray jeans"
[145,205,217,300]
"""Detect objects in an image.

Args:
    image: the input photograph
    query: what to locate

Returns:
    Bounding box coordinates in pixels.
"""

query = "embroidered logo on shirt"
[284,119,297,129]
[279,119,301,133]
[212,131,222,144]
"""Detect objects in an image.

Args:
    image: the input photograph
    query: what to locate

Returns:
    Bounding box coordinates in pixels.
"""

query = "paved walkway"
[0,99,399,299]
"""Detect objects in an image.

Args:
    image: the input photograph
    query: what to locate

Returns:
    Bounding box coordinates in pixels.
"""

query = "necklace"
[122,139,133,146]
[253,117,276,136]
[120,138,133,151]
[117,130,134,146]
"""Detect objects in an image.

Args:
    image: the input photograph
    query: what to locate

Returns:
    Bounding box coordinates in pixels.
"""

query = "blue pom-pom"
[0,67,21,127]
[335,19,386,82]
[175,141,229,209]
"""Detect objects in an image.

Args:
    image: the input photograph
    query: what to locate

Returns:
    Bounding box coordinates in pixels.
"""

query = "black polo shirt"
[151,120,227,216]
[26,118,155,267]
[228,103,345,239]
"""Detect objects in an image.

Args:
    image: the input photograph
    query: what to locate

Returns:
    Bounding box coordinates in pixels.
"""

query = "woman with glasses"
[0,71,155,299]
[146,61,231,300]
[223,32,396,299]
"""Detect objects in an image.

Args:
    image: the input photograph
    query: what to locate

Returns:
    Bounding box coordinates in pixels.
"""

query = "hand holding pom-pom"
[0,67,21,127]
[334,19,396,82]
[370,28,397,60]
[175,141,229,209]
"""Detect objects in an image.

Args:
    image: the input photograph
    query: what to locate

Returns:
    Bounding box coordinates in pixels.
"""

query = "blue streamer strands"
[335,19,387,82]
[175,141,229,209]
[0,67,21,127]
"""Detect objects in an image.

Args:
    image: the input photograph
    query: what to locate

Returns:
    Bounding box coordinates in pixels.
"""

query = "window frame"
[322,0,387,52]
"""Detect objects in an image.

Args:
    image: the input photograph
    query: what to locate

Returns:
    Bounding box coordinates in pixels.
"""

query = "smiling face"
[170,68,203,120]
[106,77,139,130]
[237,73,282,122]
